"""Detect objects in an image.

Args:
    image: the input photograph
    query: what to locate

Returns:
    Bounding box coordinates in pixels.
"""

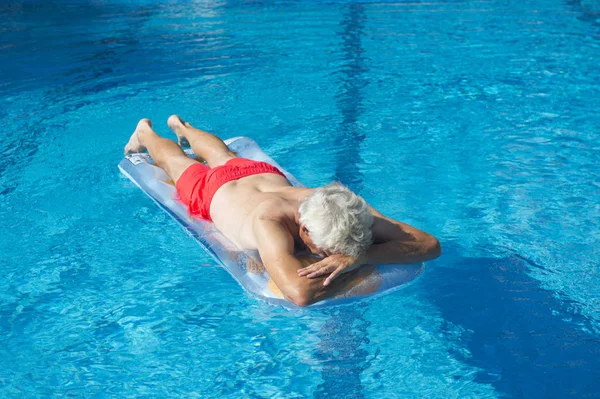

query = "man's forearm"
[361,236,441,265]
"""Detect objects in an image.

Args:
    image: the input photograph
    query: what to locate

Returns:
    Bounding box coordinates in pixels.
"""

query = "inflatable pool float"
[119,137,424,308]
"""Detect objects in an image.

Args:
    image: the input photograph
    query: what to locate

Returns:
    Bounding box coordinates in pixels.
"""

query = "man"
[125,116,441,306]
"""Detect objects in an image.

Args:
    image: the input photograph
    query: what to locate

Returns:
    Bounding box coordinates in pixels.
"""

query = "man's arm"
[364,206,441,265]
[253,217,327,306]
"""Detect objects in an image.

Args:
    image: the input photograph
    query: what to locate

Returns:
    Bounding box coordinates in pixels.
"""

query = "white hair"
[298,183,373,258]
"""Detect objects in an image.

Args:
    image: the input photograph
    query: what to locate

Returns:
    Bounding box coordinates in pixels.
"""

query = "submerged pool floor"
[1,0,599,397]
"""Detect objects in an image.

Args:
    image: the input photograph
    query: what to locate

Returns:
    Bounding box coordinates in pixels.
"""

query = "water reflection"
[564,0,600,37]
[333,4,368,194]
[314,305,371,399]
[424,246,600,398]
[313,5,370,398]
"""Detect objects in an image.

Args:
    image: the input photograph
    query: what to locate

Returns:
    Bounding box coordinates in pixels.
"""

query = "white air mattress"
[118,137,423,308]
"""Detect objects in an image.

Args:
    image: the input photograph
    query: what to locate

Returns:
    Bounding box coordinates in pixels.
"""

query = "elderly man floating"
[125,116,441,306]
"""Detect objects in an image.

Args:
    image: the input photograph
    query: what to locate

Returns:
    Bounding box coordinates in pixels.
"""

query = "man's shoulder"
[252,206,296,248]
[254,197,289,217]
[252,198,296,232]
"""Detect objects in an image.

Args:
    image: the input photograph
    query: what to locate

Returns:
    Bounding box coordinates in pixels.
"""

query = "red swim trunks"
[175,158,286,222]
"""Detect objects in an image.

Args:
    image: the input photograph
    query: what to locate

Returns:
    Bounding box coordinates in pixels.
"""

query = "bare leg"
[124,119,197,182]
[167,115,236,168]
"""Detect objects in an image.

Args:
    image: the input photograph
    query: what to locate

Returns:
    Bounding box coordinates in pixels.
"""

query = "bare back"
[209,172,312,249]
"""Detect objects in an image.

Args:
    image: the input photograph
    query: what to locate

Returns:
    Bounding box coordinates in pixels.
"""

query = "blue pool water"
[1,0,599,397]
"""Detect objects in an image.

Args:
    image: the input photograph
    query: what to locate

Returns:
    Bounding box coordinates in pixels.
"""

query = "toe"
[137,118,152,129]
[167,115,184,129]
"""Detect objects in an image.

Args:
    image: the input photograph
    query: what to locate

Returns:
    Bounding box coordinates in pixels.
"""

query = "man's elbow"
[285,286,315,307]
[424,235,441,260]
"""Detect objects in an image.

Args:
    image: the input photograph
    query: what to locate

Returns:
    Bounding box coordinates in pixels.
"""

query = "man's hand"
[297,254,363,286]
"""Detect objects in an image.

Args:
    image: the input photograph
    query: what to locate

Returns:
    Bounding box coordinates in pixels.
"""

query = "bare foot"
[167,114,191,148]
[124,118,152,155]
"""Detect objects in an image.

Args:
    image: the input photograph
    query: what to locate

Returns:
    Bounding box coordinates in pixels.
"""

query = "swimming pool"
[1,0,599,397]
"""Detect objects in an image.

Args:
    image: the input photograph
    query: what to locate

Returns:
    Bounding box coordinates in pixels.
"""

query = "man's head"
[298,183,373,258]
